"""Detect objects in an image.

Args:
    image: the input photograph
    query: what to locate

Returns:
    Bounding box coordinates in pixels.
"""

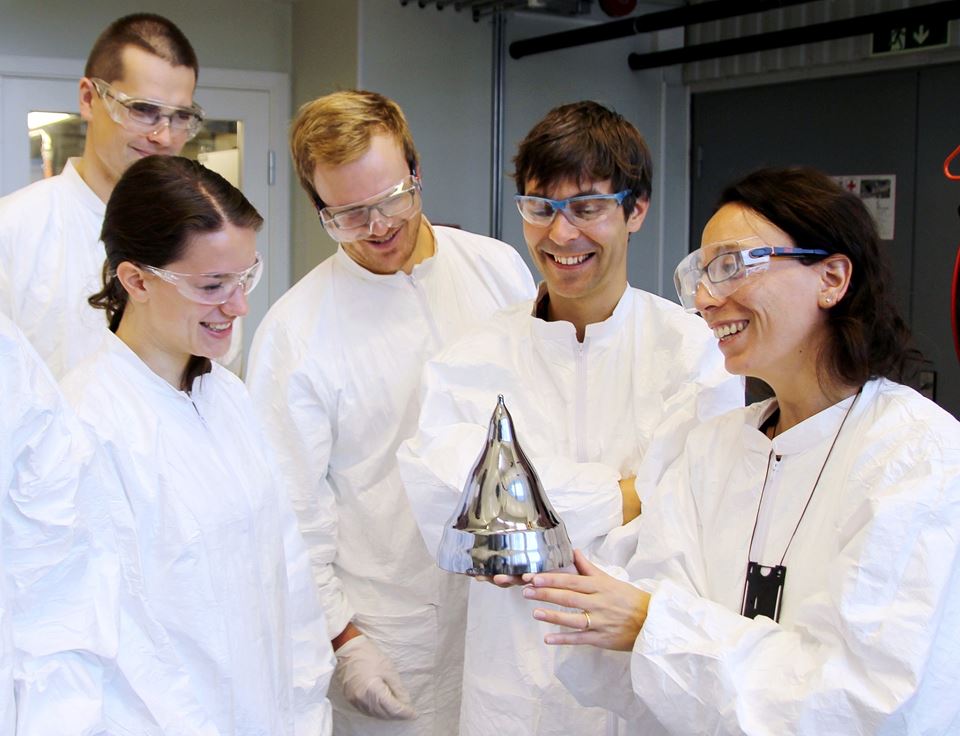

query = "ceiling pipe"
[509,0,812,59]
[628,0,960,70]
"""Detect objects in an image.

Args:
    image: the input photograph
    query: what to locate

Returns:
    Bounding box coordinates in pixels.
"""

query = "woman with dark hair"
[61,155,334,735]
[522,167,960,734]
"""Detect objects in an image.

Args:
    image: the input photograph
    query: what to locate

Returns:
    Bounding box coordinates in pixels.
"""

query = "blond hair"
[290,90,419,208]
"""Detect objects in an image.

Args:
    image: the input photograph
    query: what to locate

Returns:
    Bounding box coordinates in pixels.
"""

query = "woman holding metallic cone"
[523,167,960,734]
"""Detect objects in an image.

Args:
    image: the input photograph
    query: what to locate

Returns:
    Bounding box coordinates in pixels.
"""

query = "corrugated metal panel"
[684,0,959,83]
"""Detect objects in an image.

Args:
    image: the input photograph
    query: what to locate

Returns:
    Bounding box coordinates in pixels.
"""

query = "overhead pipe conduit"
[509,0,812,59]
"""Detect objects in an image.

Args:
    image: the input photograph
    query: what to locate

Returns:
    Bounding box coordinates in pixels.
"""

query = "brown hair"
[85,13,198,83]
[289,89,418,209]
[90,156,262,391]
[717,166,920,387]
[513,100,652,217]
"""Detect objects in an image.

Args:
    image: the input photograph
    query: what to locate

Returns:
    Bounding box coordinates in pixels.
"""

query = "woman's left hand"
[522,549,650,651]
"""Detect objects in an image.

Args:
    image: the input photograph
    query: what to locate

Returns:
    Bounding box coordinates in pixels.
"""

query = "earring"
[823,296,833,306]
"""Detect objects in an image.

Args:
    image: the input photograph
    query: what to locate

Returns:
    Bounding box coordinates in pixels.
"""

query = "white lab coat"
[397,285,743,736]
[61,333,335,736]
[245,223,535,736]
[0,313,119,734]
[0,159,109,379]
[2,313,230,736]
[557,378,960,735]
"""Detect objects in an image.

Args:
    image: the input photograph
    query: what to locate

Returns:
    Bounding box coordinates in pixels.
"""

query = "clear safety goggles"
[318,175,422,241]
[674,238,829,313]
[91,78,205,141]
[514,190,630,228]
[142,253,263,305]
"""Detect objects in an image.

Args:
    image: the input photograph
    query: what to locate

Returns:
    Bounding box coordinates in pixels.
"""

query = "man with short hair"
[0,13,203,377]
[397,100,743,735]
[245,90,535,735]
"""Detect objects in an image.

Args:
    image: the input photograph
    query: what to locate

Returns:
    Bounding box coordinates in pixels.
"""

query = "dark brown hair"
[90,156,262,391]
[85,13,198,83]
[717,166,920,387]
[513,100,652,217]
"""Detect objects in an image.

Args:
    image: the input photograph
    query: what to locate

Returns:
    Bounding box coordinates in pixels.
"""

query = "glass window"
[28,112,241,186]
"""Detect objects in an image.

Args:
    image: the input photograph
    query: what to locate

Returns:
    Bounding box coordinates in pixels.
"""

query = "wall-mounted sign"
[834,175,896,240]
[872,19,949,55]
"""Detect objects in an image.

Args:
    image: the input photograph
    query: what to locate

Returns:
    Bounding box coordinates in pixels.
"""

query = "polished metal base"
[438,524,574,576]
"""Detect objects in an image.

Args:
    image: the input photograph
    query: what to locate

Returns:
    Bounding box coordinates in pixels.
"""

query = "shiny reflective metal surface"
[437,395,574,576]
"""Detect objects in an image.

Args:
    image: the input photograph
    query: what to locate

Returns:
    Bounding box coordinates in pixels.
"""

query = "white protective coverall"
[61,332,336,736]
[245,225,535,736]
[396,285,743,736]
[2,314,231,736]
[0,313,120,734]
[556,378,960,735]
[0,159,109,378]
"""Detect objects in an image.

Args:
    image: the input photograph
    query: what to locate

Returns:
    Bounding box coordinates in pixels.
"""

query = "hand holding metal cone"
[436,395,574,576]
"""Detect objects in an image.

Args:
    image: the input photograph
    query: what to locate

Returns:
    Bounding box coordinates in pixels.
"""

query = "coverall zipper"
[751,452,782,561]
[575,338,589,462]
[409,272,442,348]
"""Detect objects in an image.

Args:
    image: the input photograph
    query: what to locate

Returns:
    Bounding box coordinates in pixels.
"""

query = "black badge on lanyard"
[741,562,786,622]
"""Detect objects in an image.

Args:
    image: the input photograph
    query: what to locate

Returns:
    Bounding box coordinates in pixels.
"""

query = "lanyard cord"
[745,387,863,568]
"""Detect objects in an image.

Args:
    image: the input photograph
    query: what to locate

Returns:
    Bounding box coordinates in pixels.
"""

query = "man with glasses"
[245,90,535,735]
[397,101,743,735]
[0,13,201,378]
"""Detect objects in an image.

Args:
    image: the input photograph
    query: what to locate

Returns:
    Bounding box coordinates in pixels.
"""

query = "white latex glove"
[334,634,417,720]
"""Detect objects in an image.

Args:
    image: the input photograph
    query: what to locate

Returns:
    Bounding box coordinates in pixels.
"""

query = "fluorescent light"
[28,112,74,130]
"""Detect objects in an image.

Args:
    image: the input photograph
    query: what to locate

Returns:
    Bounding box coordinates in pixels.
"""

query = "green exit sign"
[872,19,950,55]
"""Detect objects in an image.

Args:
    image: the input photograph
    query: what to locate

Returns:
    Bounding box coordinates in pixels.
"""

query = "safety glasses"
[514,190,630,228]
[142,253,263,305]
[674,238,829,313]
[91,78,205,141]
[318,175,422,241]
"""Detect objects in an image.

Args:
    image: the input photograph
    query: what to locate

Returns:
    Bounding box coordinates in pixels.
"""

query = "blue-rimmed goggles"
[674,239,829,312]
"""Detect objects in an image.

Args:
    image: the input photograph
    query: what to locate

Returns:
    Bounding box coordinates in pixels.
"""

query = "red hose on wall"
[946,145,960,364]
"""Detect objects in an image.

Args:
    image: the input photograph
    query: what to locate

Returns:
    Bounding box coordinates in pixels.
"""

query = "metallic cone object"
[437,395,574,576]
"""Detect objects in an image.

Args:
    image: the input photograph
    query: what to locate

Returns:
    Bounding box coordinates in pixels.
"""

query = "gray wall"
[358,0,493,236]
[290,0,359,282]
[0,0,292,73]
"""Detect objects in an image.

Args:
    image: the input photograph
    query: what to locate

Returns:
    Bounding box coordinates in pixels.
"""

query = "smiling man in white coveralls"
[245,90,536,735]
[398,100,744,736]
[0,13,203,378]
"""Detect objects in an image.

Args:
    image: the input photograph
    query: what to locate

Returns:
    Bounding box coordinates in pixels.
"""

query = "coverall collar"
[744,382,875,457]
[63,157,106,218]
[103,329,209,405]
[529,282,632,343]
[333,215,440,286]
